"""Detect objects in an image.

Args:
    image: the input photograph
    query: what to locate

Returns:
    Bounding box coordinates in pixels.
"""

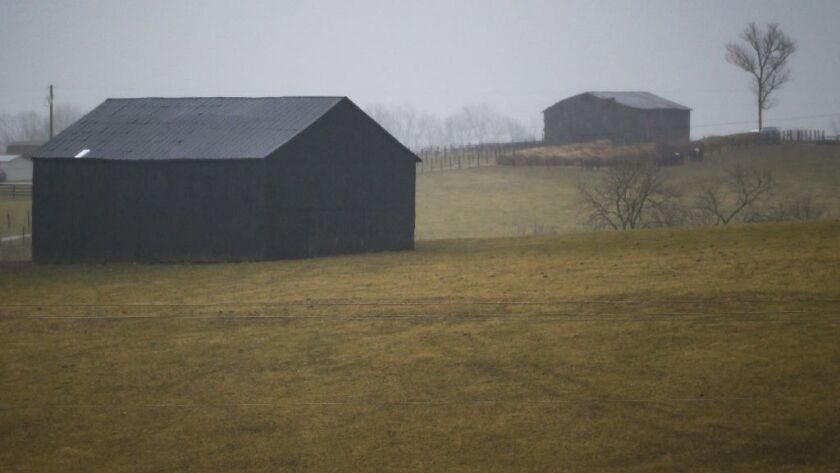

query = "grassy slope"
[417,143,840,239]
[0,198,31,239]
[1,143,838,246]
[2,221,840,472]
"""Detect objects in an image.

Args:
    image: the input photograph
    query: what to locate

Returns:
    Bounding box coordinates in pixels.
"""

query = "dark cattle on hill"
[653,140,704,166]
[32,97,419,263]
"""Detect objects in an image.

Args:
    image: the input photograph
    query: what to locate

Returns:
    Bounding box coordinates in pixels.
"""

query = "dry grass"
[2,221,840,472]
[0,198,31,240]
[514,139,657,164]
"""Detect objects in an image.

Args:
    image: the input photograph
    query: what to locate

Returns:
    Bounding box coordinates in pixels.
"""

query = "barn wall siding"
[33,159,266,263]
[544,95,690,145]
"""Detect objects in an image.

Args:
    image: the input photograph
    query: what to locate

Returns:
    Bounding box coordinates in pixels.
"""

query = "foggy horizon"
[2,0,839,139]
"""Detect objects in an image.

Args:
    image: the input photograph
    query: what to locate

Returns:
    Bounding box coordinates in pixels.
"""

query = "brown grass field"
[0,198,31,240]
[1,143,840,471]
[2,220,840,472]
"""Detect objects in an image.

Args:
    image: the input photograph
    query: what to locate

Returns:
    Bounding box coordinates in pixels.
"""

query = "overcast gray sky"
[1,0,839,138]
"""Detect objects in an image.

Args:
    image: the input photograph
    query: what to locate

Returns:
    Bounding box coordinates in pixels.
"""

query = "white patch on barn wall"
[74,149,90,158]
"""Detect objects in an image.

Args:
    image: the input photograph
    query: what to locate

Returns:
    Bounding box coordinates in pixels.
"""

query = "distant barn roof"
[587,91,690,110]
[545,91,691,112]
[34,97,345,160]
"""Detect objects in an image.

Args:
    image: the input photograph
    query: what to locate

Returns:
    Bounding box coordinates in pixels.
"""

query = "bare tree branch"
[577,159,681,230]
[695,165,773,224]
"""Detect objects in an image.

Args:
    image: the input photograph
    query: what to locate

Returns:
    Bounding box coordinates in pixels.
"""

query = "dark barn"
[543,91,691,145]
[32,97,419,263]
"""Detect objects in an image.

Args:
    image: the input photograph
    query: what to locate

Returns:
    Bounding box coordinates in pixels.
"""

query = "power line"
[0,395,829,411]
[693,112,840,129]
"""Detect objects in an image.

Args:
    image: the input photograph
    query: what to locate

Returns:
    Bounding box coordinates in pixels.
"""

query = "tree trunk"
[757,84,763,130]
[758,104,763,130]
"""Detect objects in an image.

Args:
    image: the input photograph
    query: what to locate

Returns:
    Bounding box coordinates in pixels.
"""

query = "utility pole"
[48,85,54,139]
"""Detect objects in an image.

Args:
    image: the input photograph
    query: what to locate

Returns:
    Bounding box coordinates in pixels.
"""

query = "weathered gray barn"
[543,92,690,145]
[32,97,419,263]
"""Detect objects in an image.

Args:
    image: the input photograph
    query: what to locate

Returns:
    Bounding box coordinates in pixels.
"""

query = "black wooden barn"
[32,97,419,263]
[543,91,691,145]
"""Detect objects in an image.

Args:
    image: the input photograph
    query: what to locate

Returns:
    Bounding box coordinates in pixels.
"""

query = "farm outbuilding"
[543,91,691,145]
[32,96,419,263]
[0,154,33,181]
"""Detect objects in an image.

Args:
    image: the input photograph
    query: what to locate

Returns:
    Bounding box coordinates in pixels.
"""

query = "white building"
[0,155,33,181]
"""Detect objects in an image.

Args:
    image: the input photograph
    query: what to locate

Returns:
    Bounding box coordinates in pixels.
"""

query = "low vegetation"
[1,221,839,471]
[417,143,840,239]
[0,198,31,240]
[498,139,657,167]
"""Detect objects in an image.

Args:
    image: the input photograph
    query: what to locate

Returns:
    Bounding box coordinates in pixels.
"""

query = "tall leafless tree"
[725,23,797,130]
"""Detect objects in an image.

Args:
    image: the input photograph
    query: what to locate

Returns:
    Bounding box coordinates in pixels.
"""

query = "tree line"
[0,104,82,153]
[365,103,537,151]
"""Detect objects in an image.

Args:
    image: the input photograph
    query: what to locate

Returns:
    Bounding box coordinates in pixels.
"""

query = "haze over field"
[1,0,839,138]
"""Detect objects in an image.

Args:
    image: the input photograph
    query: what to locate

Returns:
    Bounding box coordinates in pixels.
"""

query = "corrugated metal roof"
[587,91,690,110]
[34,97,345,160]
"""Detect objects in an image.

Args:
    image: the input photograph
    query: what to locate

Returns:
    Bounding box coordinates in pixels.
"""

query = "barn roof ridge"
[33,96,355,160]
[544,91,691,112]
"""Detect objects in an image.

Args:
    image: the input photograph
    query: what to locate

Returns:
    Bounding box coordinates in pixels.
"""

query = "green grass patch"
[417,143,840,239]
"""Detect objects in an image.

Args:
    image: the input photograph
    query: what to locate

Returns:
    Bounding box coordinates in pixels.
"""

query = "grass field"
[2,221,840,472]
[417,143,840,239]
[1,143,838,245]
[0,198,31,240]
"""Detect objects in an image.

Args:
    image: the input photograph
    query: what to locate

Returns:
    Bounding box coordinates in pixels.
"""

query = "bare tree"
[725,23,797,130]
[695,165,773,225]
[578,159,680,230]
[366,102,533,149]
[0,104,82,151]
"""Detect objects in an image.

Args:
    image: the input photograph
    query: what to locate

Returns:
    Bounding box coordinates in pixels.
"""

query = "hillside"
[417,143,840,239]
[2,221,839,471]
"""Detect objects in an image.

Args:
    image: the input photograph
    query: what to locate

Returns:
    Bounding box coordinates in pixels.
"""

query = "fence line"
[416,141,538,173]
[417,129,835,173]
[0,183,32,200]
[780,129,832,143]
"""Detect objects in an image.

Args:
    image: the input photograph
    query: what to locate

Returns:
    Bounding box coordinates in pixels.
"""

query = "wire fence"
[416,141,539,173]
[0,182,32,199]
[416,129,836,173]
